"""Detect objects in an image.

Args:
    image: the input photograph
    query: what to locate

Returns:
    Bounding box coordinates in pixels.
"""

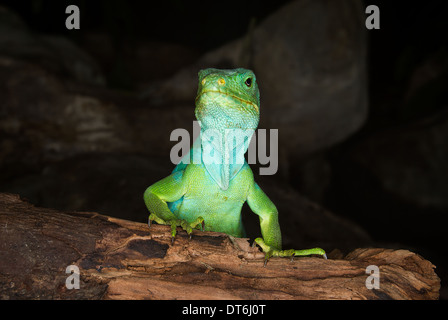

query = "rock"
[344,110,448,212]
[0,6,105,86]
[0,57,134,175]
[140,0,368,158]
[79,32,201,89]
[0,53,195,179]
[39,35,106,86]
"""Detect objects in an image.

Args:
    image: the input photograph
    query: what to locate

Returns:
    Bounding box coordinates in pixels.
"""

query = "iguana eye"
[245,77,252,87]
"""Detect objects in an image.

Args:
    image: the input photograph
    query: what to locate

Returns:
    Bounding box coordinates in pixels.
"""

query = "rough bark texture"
[0,193,440,300]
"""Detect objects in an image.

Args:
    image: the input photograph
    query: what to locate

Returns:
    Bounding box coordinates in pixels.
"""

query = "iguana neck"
[197,123,255,190]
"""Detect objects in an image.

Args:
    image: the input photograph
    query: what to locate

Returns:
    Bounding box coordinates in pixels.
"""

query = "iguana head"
[195,68,260,131]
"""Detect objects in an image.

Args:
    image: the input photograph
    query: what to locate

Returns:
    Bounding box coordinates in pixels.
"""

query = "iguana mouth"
[195,90,259,113]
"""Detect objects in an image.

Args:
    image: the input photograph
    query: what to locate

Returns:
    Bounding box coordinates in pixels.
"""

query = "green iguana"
[144,68,326,265]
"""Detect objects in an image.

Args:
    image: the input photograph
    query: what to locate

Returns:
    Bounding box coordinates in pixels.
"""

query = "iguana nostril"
[218,78,225,86]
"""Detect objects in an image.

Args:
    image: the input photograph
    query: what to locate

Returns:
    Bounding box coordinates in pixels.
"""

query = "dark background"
[0,0,447,299]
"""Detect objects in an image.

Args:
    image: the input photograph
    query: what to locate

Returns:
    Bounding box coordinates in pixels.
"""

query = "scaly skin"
[144,68,326,264]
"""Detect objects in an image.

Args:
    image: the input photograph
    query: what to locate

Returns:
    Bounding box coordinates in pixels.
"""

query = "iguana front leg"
[143,171,204,243]
[247,182,326,266]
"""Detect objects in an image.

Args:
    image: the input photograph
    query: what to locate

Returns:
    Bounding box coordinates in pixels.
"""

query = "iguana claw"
[148,214,205,245]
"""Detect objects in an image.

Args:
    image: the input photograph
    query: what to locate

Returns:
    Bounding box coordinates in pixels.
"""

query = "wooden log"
[0,193,440,300]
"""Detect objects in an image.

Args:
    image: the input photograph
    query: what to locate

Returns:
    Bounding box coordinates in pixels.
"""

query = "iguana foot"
[252,237,327,267]
[148,213,204,244]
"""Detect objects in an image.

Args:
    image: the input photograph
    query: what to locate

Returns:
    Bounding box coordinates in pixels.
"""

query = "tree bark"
[0,193,440,300]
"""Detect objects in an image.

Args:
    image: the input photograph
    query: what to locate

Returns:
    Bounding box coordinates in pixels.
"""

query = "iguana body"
[144,68,325,263]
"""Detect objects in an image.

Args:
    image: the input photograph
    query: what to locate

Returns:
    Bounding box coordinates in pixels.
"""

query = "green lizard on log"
[144,68,326,265]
